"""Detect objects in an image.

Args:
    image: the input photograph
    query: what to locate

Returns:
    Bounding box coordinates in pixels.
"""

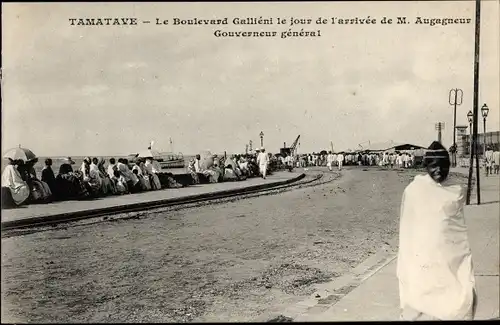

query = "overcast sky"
[2,1,499,157]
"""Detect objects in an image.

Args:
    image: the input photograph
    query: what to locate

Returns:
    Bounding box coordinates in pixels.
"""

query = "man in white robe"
[397,141,476,320]
[326,151,334,171]
[256,147,270,179]
[484,146,494,176]
[336,152,344,171]
[493,148,500,174]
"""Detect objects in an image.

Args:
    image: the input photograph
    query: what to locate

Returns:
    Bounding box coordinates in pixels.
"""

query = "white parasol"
[3,146,37,162]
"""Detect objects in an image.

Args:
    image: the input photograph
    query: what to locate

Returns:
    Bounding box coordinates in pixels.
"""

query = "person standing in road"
[493,148,500,175]
[326,151,334,171]
[397,141,476,321]
[336,152,344,171]
[257,147,269,179]
[484,146,494,177]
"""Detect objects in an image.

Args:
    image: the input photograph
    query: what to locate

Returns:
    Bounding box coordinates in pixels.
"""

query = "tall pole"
[467,0,482,205]
[449,89,463,167]
[483,117,487,154]
[435,122,445,143]
[469,122,473,154]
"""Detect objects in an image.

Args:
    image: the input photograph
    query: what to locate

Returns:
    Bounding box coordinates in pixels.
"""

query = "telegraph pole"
[466,0,482,205]
[449,88,463,167]
[435,122,445,143]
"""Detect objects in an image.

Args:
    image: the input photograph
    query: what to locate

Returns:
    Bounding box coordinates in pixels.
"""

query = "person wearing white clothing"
[107,158,118,178]
[398,141,476,320]
[336,153,344,171]
[484,146,494,176]
[326,151,335,171]
[256,147,270,179]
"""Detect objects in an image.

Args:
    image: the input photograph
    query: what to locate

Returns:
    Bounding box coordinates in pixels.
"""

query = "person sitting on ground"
[111,169,128,195]
[194,154,202,173]
[83,157,102,197]
[1,159,30,208]
[118,158,141,193]
[144,157,162,190]
[20,158,52,203]
[397,141,476,320]
[238,156,249,176]
[98,158,116,195]
[223,164,239,181]
[54,158,90,201]
[187,159,200,184]
[41,158,57,195]
[132,159,151,191]
[80,157,91,178]
[107,158,118,178]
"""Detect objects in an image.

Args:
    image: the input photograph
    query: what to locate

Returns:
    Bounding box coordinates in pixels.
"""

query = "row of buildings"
[456,127,500,157]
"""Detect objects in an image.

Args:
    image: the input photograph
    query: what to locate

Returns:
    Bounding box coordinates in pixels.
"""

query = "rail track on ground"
[2,170,340,237]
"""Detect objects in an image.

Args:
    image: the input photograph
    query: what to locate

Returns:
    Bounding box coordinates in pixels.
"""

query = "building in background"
[457,130,500,157]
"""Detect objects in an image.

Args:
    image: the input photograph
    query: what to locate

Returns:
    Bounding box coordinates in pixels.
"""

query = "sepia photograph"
[1,0,499,322]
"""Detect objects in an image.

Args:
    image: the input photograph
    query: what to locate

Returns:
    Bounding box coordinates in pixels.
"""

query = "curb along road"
[2,173,316,231]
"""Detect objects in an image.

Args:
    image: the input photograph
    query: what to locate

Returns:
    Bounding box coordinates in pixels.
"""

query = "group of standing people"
[483,146,500,176]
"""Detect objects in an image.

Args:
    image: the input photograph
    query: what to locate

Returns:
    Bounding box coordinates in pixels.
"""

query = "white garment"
[107,164,117,178]
[144,160,161,189]
[194,159,201,172]
[397,174,475,320]
[257,152,269,166]
[116,162,129,181]
[493,151,500,165]
[485,150,494,167]
[327,154,334,167]
[1,165,30,205]
[152,160,162,174]
[89,163,103,186]
[336,154,344,163]
[80,162,89,178]
[257,152,269,178]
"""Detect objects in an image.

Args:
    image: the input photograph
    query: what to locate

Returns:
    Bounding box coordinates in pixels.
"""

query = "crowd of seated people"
[1,151,282,209]
[185,152,275,184]
[1,156,179,209]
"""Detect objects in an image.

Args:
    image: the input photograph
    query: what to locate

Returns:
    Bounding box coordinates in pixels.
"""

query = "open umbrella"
[137,149,161,158]
[3,146,37,162]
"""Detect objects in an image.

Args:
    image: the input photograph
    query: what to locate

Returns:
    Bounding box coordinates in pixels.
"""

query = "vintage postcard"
[1,1,499,322]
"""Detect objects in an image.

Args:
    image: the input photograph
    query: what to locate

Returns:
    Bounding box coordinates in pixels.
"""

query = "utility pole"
[435,122,445,143]
[466,0,482,205]
[449,88,463,167]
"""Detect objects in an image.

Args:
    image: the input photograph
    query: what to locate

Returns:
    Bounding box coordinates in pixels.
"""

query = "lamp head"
[467,110,473,123]
[481,104,489,118]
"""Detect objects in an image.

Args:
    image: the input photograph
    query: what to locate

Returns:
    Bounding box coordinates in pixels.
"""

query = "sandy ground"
[1,168,466,323]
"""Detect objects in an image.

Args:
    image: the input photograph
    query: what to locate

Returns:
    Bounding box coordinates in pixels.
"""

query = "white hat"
[261,147,265,150]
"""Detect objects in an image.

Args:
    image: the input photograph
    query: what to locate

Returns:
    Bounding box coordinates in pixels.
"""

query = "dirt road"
[1,168,465,323]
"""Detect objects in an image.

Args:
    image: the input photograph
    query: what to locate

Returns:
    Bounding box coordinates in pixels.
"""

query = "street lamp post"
[259,131,264,147]
[481,103,489,154]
